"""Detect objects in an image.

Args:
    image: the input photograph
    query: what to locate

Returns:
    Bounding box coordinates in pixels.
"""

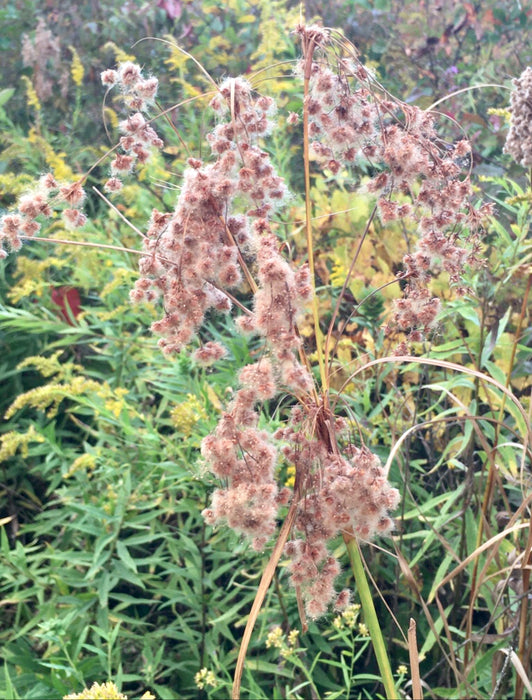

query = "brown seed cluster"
[201,358,281,552]
[129,76,306,374]
[21,17,69,102]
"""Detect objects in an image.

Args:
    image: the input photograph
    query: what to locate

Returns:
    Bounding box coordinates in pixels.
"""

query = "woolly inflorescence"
[0,63,163,259]
[301,52,493,343]
[129,74,312,399]
[0,172,88,259]
[123,61,400,616]
[504,66,532,168]
[275,404,400,618]
[1,42,422,619]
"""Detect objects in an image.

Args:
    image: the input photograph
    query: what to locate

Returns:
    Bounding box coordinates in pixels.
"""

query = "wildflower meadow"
[0,2,531,699]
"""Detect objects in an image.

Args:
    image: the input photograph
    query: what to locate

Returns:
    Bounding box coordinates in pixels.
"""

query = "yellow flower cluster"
[69,46,84,87]
[4,376,103,420]
[101,41,136,65]
[8,276,46,302]
[487,107,511,122]
[21,75,41,112]
[63,681,155,700]
[250,0,299,78]
[101,268,136,299]
[265,626,300,659]
[0,426,45,463]
[265,626,284,649]
[170,394,207,436]
[332,603,362,631]
[103,107,119,131]
[329,258,349,288]
[27,128,74,180]
[102,386,130,418]
[95,304,130,322]
[8,255,69,303]
[64,453,97,479]
[284,463,296,488]
[194,668,217,690]
[0,172,34,198]
[5,358,137,423]
[18,351,83,379]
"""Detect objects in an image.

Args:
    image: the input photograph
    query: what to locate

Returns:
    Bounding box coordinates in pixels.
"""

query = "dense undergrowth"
[0,2,531,699]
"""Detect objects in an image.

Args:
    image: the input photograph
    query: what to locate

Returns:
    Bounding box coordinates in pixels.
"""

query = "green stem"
[343,536,397,700]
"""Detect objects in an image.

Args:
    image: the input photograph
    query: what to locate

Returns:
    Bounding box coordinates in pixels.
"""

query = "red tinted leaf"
[51,286,81,325]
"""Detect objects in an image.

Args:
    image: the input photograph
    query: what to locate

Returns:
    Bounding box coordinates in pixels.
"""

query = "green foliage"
[0,293,252,699]
[0,3,531,700]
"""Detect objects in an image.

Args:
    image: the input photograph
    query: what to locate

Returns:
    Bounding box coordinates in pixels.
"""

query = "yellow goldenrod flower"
[101,41,136,64]
[287,629,299,647]
[17,351,83,379]
[341,603,361,629]
[63,684,155,700]
[170,394,207,436]
[249,0,299,76]
[8,277,45,302]
[0,426,45,463]
[101,268,136,298]
[21,75,41,112]
[330,259,349,288]
[487,107,510,121]
[64,453,97,479]
[284,464,296,488]
[102,387,130,418]
[4,377,103,420]
[103,107,119,130]
[0,172,34,197]
[69,46,84,87]
[332,615,344,630]
[27,128,74,180]
[280,645,295,659]
[8,255,69,303]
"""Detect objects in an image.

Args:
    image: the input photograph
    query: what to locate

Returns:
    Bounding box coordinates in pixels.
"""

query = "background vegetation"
[1,1,531,699]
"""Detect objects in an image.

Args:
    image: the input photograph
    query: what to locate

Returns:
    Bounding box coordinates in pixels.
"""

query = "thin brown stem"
[232,500,298,700]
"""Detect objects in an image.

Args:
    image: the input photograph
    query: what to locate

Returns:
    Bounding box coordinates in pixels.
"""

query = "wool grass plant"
[1,16,531,700]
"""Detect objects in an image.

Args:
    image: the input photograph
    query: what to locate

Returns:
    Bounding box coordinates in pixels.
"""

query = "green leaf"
[0,88,15,108]
[115,540,138,573]
[3,664,19,700]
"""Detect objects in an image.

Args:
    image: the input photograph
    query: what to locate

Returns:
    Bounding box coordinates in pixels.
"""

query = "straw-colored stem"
[408,618,423,700]
[232,501,298,700]
[302,45,328,394]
